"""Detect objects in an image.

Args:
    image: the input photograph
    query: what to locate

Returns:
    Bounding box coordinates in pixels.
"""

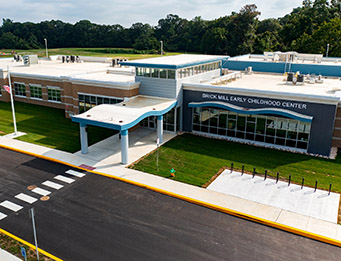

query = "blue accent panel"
[223,60,341,77]
[188,102,312,123]
[72,117,122,130]
[120,57,228,70]
[290,63,341,77]
[121,129,128,136]
[71,101,177,131]
[224,60,285,74]
[157,115,163,121]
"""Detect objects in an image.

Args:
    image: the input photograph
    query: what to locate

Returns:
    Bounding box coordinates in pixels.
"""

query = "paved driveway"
[0,148,340,260]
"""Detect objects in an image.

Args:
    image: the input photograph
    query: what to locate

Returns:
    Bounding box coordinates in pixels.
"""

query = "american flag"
[3,85,11,94]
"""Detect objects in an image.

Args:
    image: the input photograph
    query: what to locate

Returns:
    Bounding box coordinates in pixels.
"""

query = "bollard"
[288,174,291,186]
[276,172,279,183]
[264,170,267,180]
[314,180,318,192]
[328,183,332,195]
[252,167,256,178]
[241,165,244,176]
[301,177,304,189]
[231,162,234,173]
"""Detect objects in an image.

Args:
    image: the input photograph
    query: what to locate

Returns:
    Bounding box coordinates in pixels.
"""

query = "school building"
[1,52,341,163]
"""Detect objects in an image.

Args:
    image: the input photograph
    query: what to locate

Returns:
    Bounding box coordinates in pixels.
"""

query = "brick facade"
[0,75,139,118]
[332,106,341,147]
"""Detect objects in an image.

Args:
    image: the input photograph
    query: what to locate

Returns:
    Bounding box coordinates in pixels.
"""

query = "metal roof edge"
[183,83,340,105]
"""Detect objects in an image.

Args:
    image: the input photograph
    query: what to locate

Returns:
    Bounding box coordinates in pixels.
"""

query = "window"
[47,87,61,102]
[192,108,311,151]
[151,68,159,78]
[168,70,175,79]
[30,85,42,99]
[160,69,167,78]
[14,83,26,97]
[78,94,123,113]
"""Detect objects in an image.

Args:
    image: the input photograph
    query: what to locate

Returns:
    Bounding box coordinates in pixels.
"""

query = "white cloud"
[0,0,304,27]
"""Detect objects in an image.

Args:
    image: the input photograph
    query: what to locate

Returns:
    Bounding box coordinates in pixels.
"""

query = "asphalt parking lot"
[0,147,340,261]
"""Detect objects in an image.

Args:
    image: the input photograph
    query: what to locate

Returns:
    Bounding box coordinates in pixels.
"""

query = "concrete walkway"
[208,169,340,223]
[0,248,21,261]
[0,129,341,244]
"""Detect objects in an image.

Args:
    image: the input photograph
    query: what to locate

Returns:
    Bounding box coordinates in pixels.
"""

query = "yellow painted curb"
[0,228,63,261]
[1,144,341,248]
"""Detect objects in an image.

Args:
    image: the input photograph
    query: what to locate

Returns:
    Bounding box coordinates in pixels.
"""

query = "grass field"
[0,101,117,152]
[131,133,341,192]
[0,47,181,60]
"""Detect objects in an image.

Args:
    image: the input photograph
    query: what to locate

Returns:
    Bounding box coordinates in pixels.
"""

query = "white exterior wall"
[136,77,177,99]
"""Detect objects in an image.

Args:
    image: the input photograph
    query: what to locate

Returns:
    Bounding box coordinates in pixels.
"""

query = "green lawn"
[131,133,341,192]
[0,101,117,152]
[0,47,181,60]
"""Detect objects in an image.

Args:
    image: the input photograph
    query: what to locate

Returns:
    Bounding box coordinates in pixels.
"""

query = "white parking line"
[42,180,64,190]
[66,169,86,178]
[15,193,38,204]
[54,175,75,184]
[32,187,51,196]
[0,200,23,212]
[0,212,7,220]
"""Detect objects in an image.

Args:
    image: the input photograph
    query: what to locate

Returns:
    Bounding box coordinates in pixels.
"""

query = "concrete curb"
[1,143,340,249]
[0,228,63,261]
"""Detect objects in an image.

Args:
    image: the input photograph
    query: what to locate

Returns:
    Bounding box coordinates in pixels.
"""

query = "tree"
[0,32,30,49]
[292,18,341,56]
[201,27,227,54]
[226,4,261,55]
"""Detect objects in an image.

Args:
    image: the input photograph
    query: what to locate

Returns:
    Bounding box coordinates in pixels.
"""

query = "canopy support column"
[80,123,88,154]
[121,129,129,164]
[157,115,163,144]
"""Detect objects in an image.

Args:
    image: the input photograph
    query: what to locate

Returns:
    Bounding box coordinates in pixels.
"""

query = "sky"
[0,0,304,27]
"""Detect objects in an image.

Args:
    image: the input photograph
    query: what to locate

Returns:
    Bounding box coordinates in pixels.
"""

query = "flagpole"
[7,66,17,135]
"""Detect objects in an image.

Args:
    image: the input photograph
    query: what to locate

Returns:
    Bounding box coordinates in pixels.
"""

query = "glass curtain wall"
[78,94,123,113]
[192,107,310,150]
[141,108,177,132]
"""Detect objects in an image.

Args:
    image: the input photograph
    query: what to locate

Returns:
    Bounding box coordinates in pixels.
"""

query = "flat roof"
[72,95,177,131]
[0,58,135,84]
[184,72,341,104]
[208,73,341,98]
[230,54,341,67]
[120,54,229,69]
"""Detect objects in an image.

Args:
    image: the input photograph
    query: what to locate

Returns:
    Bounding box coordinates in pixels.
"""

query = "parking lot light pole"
[29,208,39,261]
[44,38,48,58]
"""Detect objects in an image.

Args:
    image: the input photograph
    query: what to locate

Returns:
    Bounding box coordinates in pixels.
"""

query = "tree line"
[0,0,340,57]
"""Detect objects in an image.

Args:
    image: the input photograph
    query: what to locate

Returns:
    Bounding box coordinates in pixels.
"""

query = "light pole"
[44,38,48,58]
[160,41,163,56]
[326,43,330,58]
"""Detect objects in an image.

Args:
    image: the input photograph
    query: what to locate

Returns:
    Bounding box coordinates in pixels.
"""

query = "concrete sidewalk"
[0,129,341,244]
[0,248,21,261]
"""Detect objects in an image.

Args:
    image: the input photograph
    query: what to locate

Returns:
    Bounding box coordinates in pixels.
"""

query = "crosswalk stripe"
[42,180,64,190]
[54,175,75,184]
[0,212,7,220]
[15,193,38,204]
[32,187,51,196]
[66,169,86,178]
[0,200,23,212]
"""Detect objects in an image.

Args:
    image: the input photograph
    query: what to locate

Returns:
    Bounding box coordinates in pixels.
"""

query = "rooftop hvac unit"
[23,55,38,66]
[245,66,252,75]
[316,75,323,83]
[287,72,294,82]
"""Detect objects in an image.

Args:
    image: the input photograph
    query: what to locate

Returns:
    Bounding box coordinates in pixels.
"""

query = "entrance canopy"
[71,95,177,164]
[72,95,177,131]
